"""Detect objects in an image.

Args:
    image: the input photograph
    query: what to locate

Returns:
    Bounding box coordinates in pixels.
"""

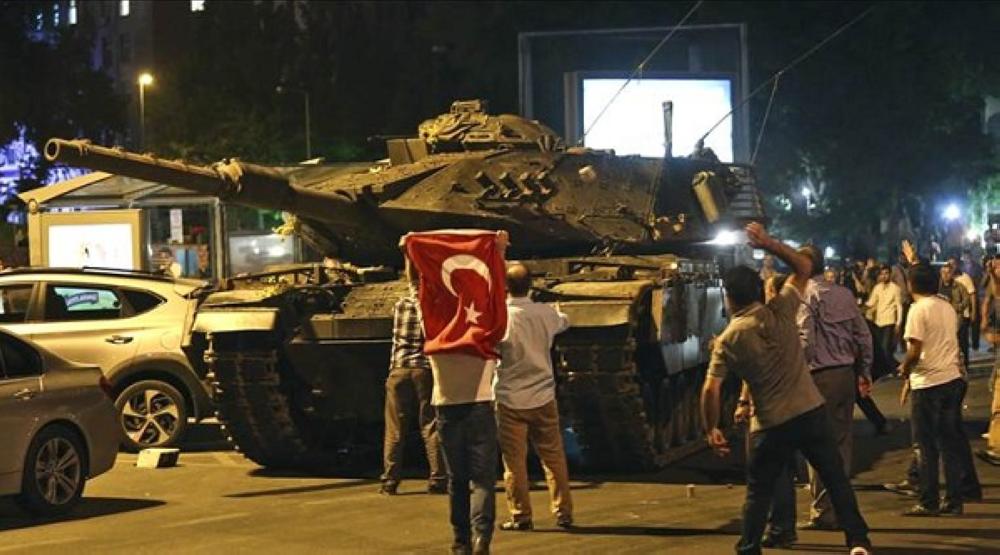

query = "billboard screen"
[581,77,733,160]
[47,223,136,269]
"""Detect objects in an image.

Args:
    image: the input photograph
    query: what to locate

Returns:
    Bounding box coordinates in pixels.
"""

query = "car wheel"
[115,380,188,451]
[16,425,87,516]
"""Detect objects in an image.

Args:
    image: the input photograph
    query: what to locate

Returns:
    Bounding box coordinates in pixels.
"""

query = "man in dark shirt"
[379,257,446,495]
[701,222,871,555]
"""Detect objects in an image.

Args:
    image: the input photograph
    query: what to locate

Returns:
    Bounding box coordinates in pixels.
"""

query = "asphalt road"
[1,360,998,554]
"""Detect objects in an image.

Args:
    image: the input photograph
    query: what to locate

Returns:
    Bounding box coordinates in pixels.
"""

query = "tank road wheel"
[207,336,372,474]
[655,379,677,451]
[115,380,188,452]
[672,380,690,446]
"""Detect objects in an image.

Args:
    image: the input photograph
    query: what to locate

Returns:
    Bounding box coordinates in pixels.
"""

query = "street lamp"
[137,72,154,150]
[276,85,311,160]
[943,203,961,222]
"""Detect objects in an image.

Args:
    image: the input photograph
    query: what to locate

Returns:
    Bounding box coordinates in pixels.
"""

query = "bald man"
[495,263,573,531]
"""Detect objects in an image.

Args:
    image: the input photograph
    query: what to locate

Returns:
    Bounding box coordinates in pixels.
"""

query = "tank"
[45,99,765,471]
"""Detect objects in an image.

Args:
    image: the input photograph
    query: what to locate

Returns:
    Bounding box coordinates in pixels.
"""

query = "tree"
[0,1,125,194]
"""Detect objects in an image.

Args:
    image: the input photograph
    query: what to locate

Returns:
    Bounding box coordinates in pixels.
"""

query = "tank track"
[556,324,724,471]
[205,336,349,471]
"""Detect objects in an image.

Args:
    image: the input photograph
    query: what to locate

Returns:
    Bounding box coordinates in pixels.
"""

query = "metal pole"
[304,91,311,159]
[139,83,146,150]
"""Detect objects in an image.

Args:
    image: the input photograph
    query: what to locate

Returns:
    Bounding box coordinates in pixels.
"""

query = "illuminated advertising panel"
[47,223,135,269]
[581,77,733,160]
[32,210,143,270]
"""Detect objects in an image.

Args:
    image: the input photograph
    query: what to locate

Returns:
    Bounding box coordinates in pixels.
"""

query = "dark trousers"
[856,324,892,432]
[808,366,855,524]
[382,366,446,484]
[904,379,982,495]
[739,406,869,554]
[871,324,898,379]
[436,401,497,546]
[911,378,967,509]
[958,318,970,370]
[971,311,981,350]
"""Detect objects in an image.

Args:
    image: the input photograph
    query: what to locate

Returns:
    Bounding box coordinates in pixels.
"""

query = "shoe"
[427,481,448,495]
[472,536,490,555]
[883,480,918,497]
[977,449,1000,466]
[797,519,840,531]
[556,514,574,529]
[760,530,798,548]
[450,542,471,555]
[849,545,872,555]
[377,481,399,496]
[939,503,963,516]
[498,518,533,531]
[902,504,939,517]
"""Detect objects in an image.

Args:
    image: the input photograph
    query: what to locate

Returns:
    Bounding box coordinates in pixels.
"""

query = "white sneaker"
[849,547,871,555]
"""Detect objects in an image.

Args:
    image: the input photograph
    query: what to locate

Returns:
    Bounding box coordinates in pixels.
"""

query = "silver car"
[0,329,118,515]
[0,267,212,450]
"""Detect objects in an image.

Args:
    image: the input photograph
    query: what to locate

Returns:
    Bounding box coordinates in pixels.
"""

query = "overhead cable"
[578,0,704,145]
[698,3,879,150]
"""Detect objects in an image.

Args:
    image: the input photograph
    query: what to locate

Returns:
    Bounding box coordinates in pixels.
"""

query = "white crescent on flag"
[440,254,493,297]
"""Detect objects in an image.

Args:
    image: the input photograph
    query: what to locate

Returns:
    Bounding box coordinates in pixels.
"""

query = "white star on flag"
[464,301,482,325]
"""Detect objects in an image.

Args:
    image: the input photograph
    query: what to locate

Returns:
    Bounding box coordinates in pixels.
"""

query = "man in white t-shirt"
[898,263,970,516]
[494,263,573,532]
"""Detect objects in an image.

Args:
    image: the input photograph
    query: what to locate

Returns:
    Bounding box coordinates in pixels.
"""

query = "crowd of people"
[374,227,995,555]
[715,227,995,554]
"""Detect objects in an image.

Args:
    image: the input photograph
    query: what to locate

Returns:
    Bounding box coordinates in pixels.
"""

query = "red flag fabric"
[404,229,507,359]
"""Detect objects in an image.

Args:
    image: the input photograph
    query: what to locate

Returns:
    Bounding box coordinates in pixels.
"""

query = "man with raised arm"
[700,222,871,555]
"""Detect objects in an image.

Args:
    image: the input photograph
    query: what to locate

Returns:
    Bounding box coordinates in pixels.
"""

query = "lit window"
[191,0,205,12]
[69,0,77,25]
[120,0,130,17]
[53,3,60,26]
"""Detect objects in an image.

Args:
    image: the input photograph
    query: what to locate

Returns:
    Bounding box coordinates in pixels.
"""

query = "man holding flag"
[403,229,510,555]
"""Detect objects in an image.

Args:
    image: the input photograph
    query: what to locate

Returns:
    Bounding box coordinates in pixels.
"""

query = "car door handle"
[13,388,34,400]
[105,335,134,345]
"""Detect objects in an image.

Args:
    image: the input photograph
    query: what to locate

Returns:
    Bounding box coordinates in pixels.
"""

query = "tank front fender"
[193,308,280,333]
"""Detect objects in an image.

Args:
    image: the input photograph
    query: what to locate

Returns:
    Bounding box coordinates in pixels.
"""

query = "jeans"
[436,402,497,546]
[911,378,966,509]
[739,406,869,555]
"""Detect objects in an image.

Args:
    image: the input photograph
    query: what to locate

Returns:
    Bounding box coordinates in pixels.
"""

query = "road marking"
[0,537,82,551]
[160,512,251,528]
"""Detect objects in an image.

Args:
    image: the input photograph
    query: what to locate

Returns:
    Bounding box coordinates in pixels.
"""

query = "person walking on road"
[701,222,872,555]
[495,263,574,531]
[865,264,903,378]
[379,256,447,496]
[795,245,875,531]
[898,263,974,517]
[940,263,972,370]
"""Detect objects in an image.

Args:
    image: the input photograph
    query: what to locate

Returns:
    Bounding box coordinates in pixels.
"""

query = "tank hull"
[189,255,739,472]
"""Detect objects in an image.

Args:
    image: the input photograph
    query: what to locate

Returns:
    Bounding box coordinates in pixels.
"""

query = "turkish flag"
[404,230,507,359]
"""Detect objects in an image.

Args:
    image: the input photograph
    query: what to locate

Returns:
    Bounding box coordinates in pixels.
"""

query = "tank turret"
[46,99,764,266]
[45,101,763,472]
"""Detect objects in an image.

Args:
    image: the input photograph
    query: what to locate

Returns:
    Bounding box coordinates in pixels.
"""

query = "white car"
[0,328,118,515]
[0,267,212,450]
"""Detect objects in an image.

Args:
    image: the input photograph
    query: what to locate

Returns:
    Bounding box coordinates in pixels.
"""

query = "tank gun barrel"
[43,138,360,226]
